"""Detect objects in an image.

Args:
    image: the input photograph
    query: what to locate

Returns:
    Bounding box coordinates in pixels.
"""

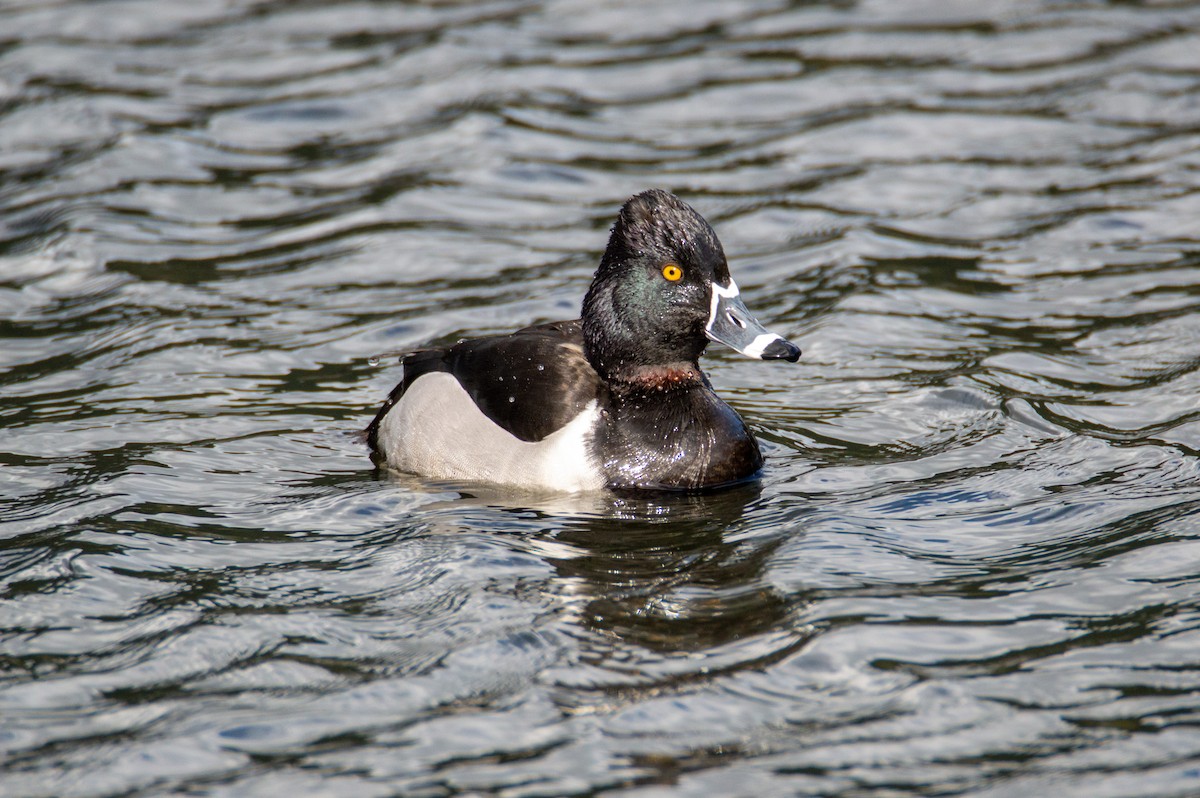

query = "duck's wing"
[366,319,603,453]
[445,320,604,442]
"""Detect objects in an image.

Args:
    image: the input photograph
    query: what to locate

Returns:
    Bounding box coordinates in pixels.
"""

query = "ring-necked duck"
[367,189,800,492]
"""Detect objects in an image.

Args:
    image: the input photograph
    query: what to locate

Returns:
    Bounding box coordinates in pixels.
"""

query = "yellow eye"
[662,263,683,282]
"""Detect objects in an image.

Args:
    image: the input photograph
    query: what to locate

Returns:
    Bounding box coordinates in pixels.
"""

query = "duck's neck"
[606,362,705,397]
[581,317,709,388]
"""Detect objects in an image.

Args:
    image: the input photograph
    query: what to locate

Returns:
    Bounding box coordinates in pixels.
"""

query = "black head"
[582,189,800,384]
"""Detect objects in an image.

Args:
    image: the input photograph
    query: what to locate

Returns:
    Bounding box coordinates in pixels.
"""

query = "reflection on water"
[552,487,799,655]
[3,0,1200,795]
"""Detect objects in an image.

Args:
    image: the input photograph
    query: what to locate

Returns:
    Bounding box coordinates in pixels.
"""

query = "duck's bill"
[706,281,801,362]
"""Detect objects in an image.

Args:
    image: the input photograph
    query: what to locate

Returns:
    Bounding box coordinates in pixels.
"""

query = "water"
[3,1,1200,795]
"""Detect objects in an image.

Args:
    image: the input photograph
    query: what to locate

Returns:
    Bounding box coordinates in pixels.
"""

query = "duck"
[366,189,801,492]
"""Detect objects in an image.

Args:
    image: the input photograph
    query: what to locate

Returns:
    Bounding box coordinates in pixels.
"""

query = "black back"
[366,320,604,456]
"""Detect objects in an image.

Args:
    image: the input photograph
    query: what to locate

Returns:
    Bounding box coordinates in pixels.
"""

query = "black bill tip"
[761,338,802,362]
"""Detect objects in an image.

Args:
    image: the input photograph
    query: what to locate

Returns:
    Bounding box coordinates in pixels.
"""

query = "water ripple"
[3,0,1200,796]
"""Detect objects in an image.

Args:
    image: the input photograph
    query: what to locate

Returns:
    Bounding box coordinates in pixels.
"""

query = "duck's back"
[367,320,608,491]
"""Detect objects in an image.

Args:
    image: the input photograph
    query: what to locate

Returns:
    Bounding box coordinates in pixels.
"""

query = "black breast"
[592,384,764,490]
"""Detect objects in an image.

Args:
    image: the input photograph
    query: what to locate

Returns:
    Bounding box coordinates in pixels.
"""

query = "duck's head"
[582,189,801,384]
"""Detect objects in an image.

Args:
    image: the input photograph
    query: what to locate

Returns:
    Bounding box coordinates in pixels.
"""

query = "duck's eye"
[662,263,683,282]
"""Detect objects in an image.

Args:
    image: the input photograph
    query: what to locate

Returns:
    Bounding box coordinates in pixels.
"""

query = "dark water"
[3,1,1200,796]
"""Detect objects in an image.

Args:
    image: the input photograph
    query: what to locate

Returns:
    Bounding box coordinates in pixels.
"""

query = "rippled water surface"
[4,1,1200,795]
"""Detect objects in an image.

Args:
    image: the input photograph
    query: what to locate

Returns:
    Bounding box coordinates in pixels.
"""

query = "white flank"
[376,372,606,492]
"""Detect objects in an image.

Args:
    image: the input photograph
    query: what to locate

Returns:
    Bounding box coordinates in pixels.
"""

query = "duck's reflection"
[434,481,810,661]
[547,485,797,654]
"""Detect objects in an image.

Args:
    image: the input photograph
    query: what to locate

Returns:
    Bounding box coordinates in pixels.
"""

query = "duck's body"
[367,190,800,493]
[367,319,765,491]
